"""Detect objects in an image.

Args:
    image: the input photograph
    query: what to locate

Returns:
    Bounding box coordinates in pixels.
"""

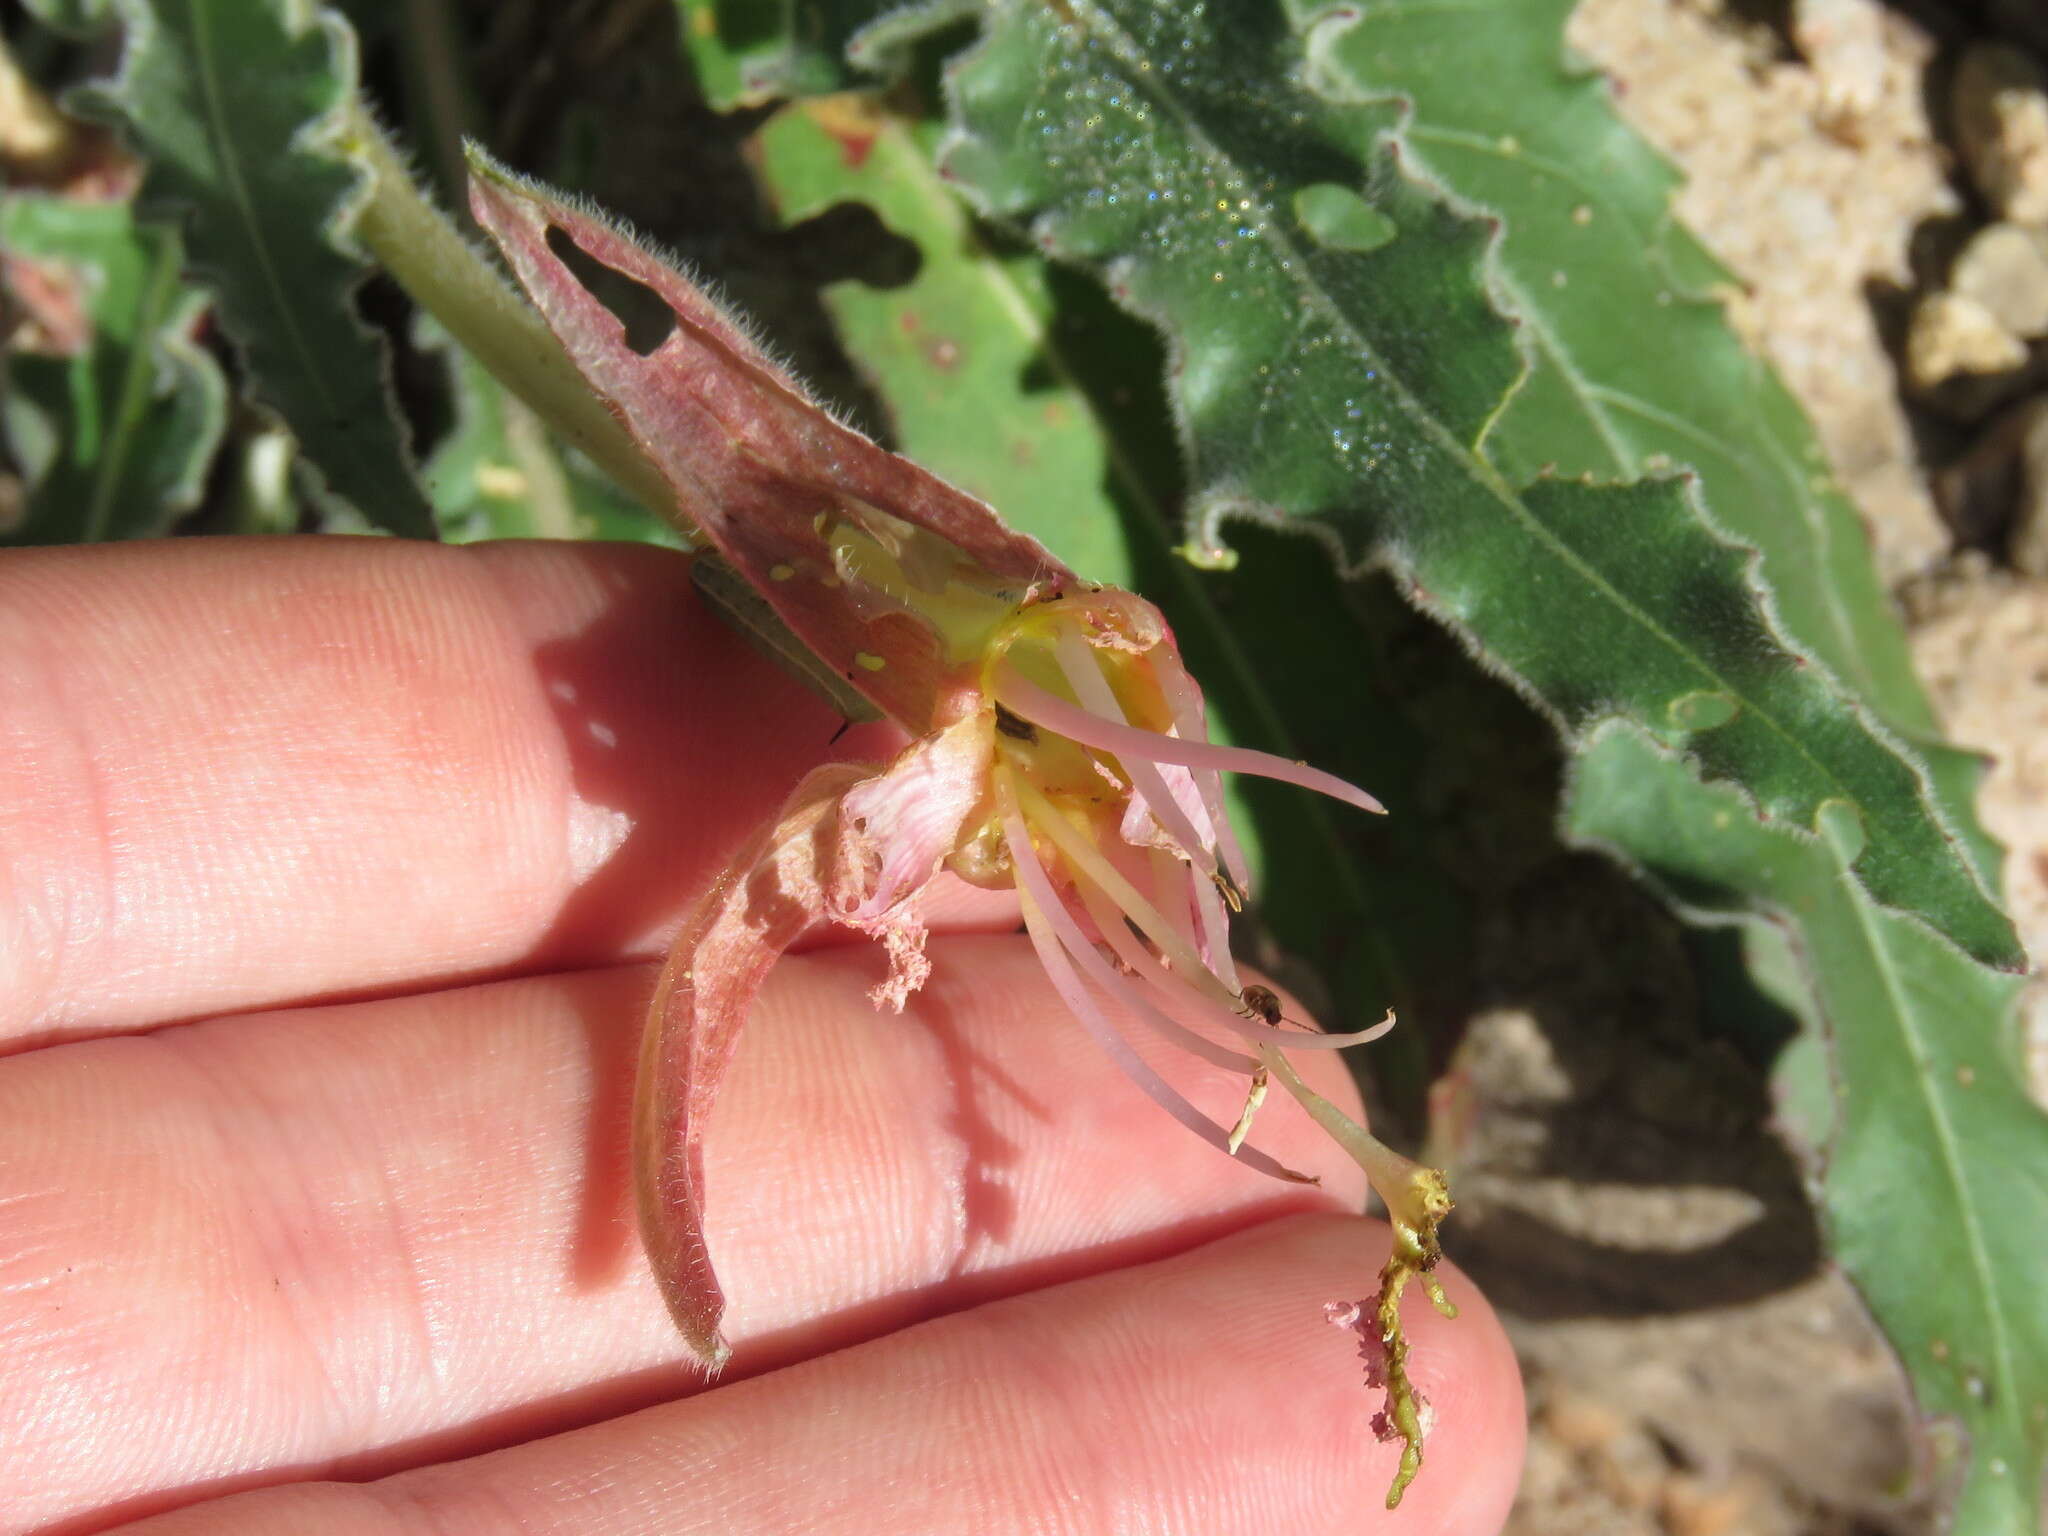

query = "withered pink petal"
[833,716,991,929]
[634,762,872,1370]
[466,154,1077,734]
[831,716,992,1010]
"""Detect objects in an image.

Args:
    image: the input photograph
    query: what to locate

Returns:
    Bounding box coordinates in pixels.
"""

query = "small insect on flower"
[466,144,1459,1510]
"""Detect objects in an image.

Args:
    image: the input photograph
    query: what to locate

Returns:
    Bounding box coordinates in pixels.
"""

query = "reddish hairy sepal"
[464,150,1075,734]
[633,723,993,1365]
[634,762,870,1369]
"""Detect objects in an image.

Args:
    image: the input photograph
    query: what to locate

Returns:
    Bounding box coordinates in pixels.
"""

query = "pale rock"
[1954,43,2048,227]
[1570,0,1958,580]
[1792,0,1890,122]
[1951,221,2048,338]
[1905,290,2027,394]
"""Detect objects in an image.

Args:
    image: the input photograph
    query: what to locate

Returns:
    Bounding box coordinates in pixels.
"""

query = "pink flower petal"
[831,717,992,1009]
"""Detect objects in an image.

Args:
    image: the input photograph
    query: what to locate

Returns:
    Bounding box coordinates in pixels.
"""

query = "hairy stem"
[338,105,684,527]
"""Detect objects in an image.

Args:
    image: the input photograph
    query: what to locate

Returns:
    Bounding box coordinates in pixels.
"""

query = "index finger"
[0,535,946,1046]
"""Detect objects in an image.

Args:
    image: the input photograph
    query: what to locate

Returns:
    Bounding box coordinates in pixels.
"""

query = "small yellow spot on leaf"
[476,463,529,499]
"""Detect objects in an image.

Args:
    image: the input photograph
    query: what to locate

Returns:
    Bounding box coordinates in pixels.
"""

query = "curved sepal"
[634,762,870,1368]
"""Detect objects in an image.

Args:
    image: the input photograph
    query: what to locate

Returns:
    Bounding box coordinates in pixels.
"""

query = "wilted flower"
[469,150,1456,1507]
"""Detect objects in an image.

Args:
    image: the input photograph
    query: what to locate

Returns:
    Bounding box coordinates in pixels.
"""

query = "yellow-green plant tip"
[1423,1270,1458,1320]
[1259,1044,1453,1508]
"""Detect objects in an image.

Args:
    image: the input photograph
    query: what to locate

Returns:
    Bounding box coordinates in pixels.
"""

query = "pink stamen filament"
[1190,867,1241,994]
[996,773,1315,1184]
[1071,877,1397,1052]
[1005,771,1240,1012]
[1011,838,1257,1076]
[993,664,1388,818]
[1148,844,1203,961]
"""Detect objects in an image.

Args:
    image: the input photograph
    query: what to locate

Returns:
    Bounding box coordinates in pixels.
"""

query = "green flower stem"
[339,106,684,530]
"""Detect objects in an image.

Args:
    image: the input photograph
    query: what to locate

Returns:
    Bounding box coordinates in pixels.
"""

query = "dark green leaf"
[1300,0,1932,732]
[930,0,2016,970]
[72,0,434,538]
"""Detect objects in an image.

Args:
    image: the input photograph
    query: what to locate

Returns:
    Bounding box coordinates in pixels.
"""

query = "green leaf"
[751,97,1138,583]
[420,319,685,547]
[70,0,434,538]
[1297,0,1932,734]
[0,194,225,543]
[1568,724,2048,1533]
[928,0,2017,970]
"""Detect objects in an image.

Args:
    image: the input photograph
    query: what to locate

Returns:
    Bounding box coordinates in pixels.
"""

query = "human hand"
[1,536,1523,1534]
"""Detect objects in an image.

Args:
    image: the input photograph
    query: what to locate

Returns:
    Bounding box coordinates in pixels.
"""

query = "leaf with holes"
[751,96,1139,580]
[675,0,968,109]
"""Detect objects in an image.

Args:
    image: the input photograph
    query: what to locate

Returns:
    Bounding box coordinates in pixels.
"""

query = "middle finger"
[3,934,1367,1533]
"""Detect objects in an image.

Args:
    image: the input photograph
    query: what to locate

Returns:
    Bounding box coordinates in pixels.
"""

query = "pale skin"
[0,536,1525,1535]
